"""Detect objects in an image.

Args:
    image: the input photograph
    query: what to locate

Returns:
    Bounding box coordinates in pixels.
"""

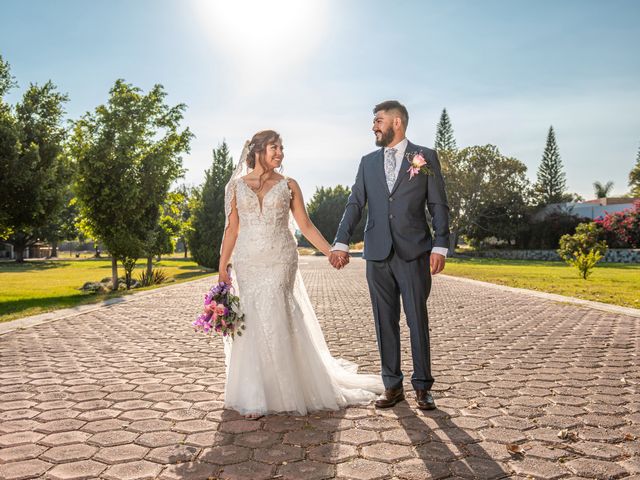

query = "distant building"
[0,242,51,260]
[533,197,639,222]
[0,243,13,259]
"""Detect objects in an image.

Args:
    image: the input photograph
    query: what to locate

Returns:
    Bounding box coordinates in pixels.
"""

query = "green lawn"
[0,257,215,322]
[444,257,640,309]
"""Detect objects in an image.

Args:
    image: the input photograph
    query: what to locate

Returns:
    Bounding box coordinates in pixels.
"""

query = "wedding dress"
[223,176,384,415]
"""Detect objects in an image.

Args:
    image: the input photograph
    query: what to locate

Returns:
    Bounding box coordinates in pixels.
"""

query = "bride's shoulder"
[282,176,302,198]
[282,175,299,188]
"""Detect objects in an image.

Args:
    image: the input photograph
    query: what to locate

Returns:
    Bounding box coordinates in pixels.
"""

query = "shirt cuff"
[331,242,349,252]
[432,247,448,258]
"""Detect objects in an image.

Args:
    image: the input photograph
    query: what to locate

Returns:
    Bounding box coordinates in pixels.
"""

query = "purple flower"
[194,281,245,339]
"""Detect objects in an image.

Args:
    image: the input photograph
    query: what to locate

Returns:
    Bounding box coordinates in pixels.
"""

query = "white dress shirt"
[332,137,448,258]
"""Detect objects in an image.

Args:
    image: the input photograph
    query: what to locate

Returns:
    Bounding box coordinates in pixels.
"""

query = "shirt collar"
[385,137,408,158]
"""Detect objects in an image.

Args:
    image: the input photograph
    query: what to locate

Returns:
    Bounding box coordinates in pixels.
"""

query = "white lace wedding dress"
[223,177,384,415]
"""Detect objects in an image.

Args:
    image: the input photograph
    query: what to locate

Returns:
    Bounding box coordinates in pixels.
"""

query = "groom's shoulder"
[362,148,381,161]
[411,142,436,156]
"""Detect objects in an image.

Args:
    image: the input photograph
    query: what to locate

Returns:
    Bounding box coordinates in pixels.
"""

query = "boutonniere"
[406,151,434,179]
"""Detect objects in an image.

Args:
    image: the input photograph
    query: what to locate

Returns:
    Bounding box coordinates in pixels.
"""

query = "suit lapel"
[374,148,389,192]
[390,141,415,195]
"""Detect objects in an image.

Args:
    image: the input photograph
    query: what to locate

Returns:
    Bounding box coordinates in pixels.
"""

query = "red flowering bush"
[594,200,640,248]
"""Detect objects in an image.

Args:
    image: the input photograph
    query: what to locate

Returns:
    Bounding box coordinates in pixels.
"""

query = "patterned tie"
[384,147,397,192]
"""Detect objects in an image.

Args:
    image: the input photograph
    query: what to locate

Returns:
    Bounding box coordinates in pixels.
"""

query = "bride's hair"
[246,130,281,192]
[247,130,281,169]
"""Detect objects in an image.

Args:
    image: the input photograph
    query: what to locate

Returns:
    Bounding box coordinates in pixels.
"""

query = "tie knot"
[386,147,397,157]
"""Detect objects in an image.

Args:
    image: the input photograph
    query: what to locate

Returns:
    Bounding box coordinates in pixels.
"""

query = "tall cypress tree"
[629,145,640,198]
[534,126,568,205]
[187,142,234,269]
[434,108,457,152]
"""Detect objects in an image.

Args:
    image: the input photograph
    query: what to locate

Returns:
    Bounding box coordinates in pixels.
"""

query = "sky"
[2,0,639,201]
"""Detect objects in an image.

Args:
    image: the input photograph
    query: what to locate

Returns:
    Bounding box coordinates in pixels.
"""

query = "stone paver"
[0,256,638,478]
[0,459,52,480]
[45,460,106,480]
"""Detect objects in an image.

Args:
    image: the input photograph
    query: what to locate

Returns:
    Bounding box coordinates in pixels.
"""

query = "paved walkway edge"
[0,275,215,336]
[441,273,640,318]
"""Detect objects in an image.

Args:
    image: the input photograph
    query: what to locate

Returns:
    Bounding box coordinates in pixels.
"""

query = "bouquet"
[192,275,245,338]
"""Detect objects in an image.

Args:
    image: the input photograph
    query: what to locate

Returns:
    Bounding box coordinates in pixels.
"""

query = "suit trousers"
[366,248,434,391]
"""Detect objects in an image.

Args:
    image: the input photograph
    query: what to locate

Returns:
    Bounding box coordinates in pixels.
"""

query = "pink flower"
[407,152,428,179]
[214,304,226,317]
[411,153,427,168]
[205,300,224,319]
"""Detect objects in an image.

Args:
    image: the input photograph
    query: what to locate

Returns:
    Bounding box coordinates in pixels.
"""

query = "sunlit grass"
[444,257,640,309]
[0,257,215,322]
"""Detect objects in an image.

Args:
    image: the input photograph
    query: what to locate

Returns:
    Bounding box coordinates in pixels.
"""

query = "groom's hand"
[430,253,445,275]
[329,251,349,270]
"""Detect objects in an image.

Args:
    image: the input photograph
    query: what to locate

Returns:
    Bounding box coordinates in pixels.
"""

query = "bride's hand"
[218,268,231,285]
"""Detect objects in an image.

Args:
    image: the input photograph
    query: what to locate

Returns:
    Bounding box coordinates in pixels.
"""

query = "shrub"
[558,222,608,279]
[566,249,604,280]
[594,200,640,248]
[138,268,168,287]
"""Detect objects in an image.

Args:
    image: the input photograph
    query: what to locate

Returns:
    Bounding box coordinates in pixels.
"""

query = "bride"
[218,130,383,418]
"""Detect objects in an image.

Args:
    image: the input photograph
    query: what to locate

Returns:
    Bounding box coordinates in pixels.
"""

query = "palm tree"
[593,181,614,198]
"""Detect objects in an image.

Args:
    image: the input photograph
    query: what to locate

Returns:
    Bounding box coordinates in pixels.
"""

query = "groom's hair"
[374,100,409,129]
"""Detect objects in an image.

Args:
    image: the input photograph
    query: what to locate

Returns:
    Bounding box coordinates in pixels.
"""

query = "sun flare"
[193,0,329,86]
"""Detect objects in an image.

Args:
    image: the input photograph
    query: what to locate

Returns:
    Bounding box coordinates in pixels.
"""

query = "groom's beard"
[375,127,394,147]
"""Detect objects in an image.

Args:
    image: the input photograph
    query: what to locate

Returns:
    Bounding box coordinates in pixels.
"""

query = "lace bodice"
[231,177,297,266]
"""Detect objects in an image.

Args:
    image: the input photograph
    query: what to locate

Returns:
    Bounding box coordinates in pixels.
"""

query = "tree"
[305,185,366,247]
[40,185,79,257]
[187,142,234,269]
[629,145,640,197]
[434,108,457,153]
[168,184,197,258]
[75,214,101,257]
[443,145,530,248]
[534,126,570,205]
[147,199,183,261]
[0,56,70,261]
[518,210,587,249]
[71,79,191,288]
[0,55,16,99]
[593,181,614,199]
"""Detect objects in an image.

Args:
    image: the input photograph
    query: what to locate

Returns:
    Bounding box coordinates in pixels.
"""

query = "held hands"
[430,253,446,275]
[328,251,443,273]
[328,250,350,270]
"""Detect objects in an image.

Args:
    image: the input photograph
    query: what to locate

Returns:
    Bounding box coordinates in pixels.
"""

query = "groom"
[330,100,450,410]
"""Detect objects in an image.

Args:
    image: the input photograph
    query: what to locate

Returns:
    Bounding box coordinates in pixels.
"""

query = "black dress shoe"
[375,388,405,408]
[415,389,436,410]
